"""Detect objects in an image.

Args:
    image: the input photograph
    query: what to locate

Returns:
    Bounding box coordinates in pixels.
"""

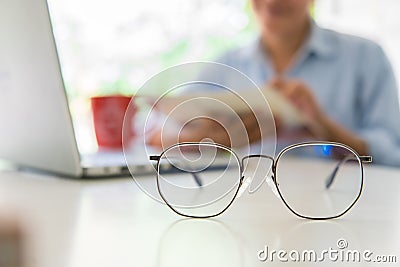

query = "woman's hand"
[270,78,368,155]
[270,78,326,136]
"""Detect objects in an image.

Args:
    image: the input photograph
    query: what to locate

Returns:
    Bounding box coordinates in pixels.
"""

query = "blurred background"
[46,0,400,151]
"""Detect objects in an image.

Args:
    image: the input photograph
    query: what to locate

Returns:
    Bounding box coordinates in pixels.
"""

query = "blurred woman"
[148,0,400,166]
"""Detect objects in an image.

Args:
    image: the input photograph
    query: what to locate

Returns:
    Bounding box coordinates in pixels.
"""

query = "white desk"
[0,161,399,267]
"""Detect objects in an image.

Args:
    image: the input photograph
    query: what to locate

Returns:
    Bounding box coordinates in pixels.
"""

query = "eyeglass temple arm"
[149,156,203,187]
[325,155,372,189]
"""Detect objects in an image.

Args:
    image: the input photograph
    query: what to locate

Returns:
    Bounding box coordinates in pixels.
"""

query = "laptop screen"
[0,0,82,176]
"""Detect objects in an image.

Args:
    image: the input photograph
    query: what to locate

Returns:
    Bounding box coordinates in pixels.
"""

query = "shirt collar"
[251,20,336,60]
[305,21,336,58]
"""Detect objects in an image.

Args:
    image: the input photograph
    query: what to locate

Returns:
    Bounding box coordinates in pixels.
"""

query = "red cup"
[91,95,136,149]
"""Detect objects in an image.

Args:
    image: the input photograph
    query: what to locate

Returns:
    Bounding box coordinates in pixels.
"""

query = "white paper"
[142,87,305,127]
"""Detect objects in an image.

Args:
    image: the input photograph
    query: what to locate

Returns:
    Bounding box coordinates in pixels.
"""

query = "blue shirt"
[215,23,400,166]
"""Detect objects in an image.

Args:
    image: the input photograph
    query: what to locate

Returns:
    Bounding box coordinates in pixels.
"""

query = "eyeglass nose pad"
[266,174,280,199]
[237,175,255,198]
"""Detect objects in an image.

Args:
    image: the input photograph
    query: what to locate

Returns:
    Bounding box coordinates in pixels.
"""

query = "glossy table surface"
[0,160,399,267]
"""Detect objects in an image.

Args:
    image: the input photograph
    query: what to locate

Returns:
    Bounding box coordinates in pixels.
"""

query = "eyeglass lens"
[157,143,241,218]
[275,143,363,219]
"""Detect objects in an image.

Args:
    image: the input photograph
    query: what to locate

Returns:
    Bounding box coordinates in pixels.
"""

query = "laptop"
[0,0,155,177]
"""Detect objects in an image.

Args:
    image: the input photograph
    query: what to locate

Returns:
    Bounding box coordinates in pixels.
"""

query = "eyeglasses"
[149,142,372,219]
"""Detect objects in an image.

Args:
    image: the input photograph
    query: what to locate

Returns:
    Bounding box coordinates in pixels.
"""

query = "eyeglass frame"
[149,141,372,220]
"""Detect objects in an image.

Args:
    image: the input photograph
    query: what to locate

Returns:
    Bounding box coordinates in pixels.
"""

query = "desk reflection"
[157,219,243,267]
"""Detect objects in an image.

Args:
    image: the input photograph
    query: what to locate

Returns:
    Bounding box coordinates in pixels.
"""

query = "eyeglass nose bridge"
[240,155,280,197]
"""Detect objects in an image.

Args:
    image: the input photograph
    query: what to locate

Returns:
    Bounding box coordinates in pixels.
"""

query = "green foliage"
[97,77,134,96]
[68,1,259,97]
[160,40,189,67]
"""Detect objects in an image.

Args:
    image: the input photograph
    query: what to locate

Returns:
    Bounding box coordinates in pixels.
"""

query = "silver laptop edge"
[0,0,138,178]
